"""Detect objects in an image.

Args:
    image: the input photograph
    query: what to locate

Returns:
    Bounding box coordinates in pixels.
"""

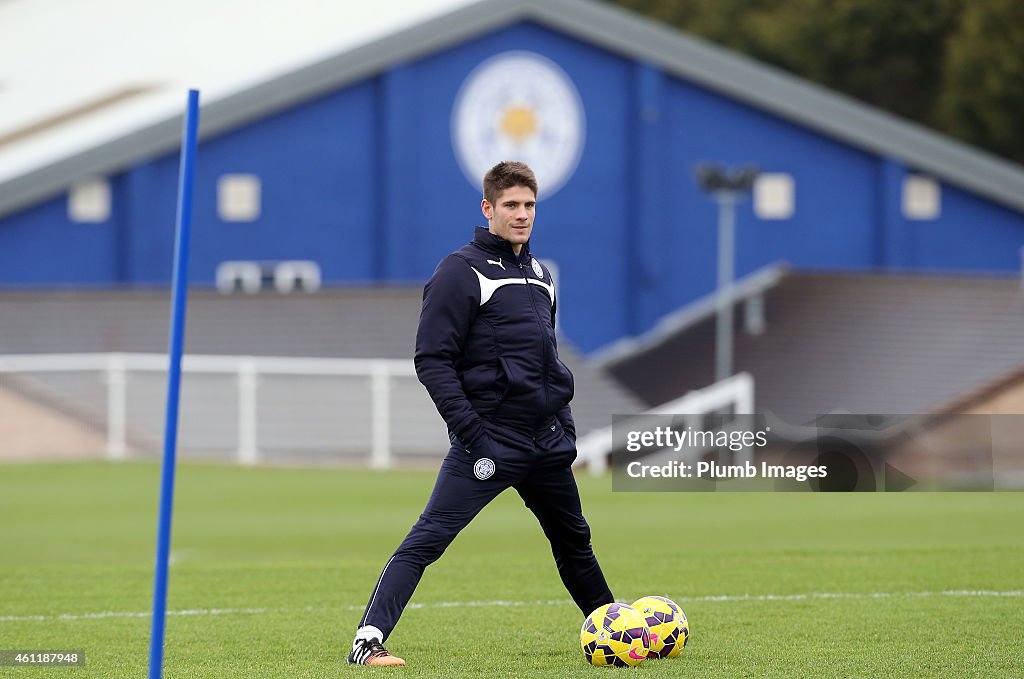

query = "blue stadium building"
[1,0,1023,355]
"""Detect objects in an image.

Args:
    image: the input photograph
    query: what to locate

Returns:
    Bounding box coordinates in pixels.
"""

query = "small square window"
[754,173,794,220]
[902,175,941,220]
[218,174,261,222]
[68,178,111,222]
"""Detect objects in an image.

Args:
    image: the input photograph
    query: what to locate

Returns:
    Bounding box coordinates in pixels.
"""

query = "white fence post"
[105,354,127,460]
[733,372,756,466]
[370,362,391,468]
[237,358,258,465]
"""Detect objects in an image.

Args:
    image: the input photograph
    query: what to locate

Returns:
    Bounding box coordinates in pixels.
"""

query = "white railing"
[0,353,443,467]
[1,353,752,472]
[573,372,755,475]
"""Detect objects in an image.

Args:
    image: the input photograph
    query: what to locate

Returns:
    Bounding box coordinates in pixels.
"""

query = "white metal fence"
[0,353,447,466]
[1,353,756,473]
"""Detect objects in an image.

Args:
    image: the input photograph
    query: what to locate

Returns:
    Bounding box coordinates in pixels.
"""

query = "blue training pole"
[148,89,200,679]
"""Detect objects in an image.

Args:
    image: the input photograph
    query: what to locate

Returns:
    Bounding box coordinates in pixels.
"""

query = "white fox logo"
[486,259,505,270]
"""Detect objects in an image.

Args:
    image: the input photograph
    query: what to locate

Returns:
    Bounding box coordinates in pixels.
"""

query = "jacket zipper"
[520,256,552,416]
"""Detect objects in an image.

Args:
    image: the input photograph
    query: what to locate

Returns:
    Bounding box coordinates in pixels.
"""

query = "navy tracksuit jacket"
[358,227,614,639]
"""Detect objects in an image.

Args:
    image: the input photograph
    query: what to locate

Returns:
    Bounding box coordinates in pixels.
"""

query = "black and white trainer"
[348,637,406,666]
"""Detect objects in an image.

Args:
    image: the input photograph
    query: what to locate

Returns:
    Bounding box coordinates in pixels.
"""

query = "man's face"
[483,185,536,254]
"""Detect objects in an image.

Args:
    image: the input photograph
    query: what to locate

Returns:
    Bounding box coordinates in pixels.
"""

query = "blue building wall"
[0,197,118,285]
[1,20,1023,353]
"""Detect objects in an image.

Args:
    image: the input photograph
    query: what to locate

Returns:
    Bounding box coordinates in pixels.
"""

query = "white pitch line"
[1,590,1020,624]
[678,590,1024,603]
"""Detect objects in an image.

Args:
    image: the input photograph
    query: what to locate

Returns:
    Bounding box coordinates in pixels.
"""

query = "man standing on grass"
[348,161,614,666]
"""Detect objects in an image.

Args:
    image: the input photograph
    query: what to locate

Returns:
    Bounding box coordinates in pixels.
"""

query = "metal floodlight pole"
[696,164,758,384]
[714,191,737,383]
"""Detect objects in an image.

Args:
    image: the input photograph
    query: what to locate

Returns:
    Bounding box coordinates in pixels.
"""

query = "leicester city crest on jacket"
[531,258,544,279]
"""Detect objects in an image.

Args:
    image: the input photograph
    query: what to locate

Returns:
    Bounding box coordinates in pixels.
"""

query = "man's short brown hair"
[482,161,538,206]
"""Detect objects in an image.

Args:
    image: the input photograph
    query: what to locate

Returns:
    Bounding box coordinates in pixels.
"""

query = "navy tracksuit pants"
[358,418,614,641]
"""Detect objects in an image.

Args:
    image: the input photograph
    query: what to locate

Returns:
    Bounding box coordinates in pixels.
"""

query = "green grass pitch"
[1,461,1022,677]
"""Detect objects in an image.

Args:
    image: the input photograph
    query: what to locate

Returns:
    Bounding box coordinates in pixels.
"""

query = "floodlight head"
[695,165,727,192]
[696,164,760,194]
[730,166,759,192]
